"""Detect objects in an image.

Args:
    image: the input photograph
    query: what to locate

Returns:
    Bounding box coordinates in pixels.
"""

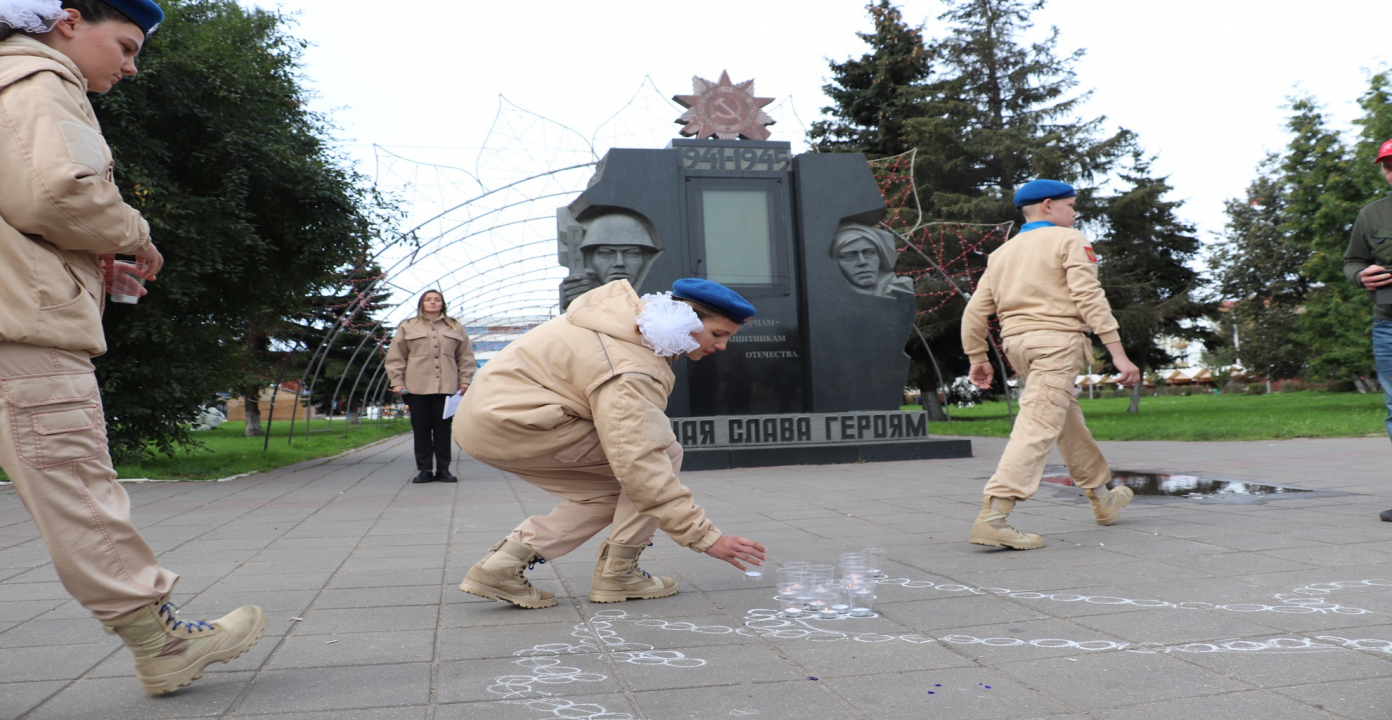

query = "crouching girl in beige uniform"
[454,278,766,608]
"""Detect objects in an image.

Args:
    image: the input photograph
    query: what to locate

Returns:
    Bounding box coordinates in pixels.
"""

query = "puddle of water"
[1040,469,1314,499]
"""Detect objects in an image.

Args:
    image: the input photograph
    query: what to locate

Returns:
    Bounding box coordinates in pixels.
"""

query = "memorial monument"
[555,72,970,468]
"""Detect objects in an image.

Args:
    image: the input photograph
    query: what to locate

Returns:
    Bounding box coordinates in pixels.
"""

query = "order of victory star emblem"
[672,71,776,141]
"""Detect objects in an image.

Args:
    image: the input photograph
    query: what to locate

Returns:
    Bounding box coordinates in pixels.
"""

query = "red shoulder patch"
[1084,246,1098,263]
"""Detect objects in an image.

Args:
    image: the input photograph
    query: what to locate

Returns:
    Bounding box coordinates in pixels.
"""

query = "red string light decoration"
[869,151,1017,380]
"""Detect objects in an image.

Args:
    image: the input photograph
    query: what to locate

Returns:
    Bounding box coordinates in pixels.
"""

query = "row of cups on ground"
[774,549,885,619]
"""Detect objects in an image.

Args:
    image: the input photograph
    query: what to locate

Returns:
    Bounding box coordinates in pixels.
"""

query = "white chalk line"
[871,576,1390,615]
[488,579,1392,718]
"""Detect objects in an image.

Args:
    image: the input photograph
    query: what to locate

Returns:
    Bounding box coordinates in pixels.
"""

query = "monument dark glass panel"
[701,189,774,285]
[684,175,804,415]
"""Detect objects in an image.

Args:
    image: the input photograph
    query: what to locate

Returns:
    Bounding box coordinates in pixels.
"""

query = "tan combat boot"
[458,537,558,609]
[1085,485,1134,526]
[102,595,266,695]
[589,540,679,603]
[969,496,1045,550]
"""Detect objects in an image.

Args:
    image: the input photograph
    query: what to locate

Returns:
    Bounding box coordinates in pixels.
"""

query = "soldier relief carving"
[558,210,662,309]
[829,223,913,298]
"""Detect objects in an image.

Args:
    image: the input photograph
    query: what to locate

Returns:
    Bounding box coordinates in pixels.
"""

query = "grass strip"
[915,391,1390,441]
[0,418,410,484]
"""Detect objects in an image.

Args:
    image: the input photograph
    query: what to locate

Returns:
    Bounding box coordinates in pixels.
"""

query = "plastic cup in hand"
[106,259,146,304]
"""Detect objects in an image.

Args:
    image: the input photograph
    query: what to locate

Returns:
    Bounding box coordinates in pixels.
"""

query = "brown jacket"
[962,225,1121,363]
[0,37,152,356]
[383,316,476,395]
[454,281,720,552]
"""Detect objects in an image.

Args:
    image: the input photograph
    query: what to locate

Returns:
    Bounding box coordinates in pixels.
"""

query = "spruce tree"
[1206,166,1311,381]
[1277,98,1374,383]
[913,0,1133,223]
[808,1,933,157]
[1093,153,1210,412]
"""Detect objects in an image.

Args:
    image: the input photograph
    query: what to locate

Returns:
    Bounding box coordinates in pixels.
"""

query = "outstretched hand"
[704,535,766,571]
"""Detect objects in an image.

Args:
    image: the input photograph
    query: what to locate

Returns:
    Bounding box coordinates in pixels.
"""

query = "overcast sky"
[244,0,1388,248]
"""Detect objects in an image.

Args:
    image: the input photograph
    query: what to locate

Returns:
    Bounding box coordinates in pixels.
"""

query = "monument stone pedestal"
[671,410,972,471]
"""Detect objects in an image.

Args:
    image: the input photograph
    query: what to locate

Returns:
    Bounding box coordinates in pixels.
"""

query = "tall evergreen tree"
[1276,98,1374,383]
[1206,166,1311,381]
[808,0,932,157]
[1093,154,1210,412]
[92,0,388,459]
[912,0,1133,223]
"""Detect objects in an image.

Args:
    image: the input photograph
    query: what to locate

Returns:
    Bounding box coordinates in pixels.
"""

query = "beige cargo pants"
[470,437,681,561]
[0,343,176,620]
[982,330,1111,501]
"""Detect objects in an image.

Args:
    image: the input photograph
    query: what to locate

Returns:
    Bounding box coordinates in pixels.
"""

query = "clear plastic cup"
[828,579,852,615]
[777,567,807,590]
[849,590,876,617]
[106,259,146,304]
[777,581,800,599]
[780,593,804,618]
[861,547,885,578]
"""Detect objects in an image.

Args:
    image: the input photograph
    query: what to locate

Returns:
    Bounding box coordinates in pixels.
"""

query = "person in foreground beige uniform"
[454,278,766,608]
[0,0,264,695]
[961,179,1141,550]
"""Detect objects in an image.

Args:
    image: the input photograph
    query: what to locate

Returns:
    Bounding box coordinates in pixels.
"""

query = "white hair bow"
[636,292,702,358]
[0,0,66,33]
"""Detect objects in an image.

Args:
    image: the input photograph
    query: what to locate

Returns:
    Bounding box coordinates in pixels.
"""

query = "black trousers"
[403,393,453,473]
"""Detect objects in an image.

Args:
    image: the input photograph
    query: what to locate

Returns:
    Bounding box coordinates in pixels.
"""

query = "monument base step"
[683,438,972,471]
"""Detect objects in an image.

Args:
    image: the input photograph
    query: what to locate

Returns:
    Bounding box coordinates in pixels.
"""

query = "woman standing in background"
[385,289,475,483]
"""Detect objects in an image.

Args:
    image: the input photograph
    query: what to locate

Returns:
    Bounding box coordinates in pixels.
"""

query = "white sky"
[238,0,1388,319]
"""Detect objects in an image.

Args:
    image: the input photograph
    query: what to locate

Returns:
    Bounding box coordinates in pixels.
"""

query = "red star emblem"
[672,71,776,141]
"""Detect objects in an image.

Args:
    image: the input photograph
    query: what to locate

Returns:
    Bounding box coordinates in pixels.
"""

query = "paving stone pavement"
[1,432,1391,719]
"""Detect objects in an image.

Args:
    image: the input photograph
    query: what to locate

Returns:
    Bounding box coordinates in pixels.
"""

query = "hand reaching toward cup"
[705,535,766,571]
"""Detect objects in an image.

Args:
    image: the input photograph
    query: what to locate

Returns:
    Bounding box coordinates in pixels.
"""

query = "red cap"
[1378,138,1392,163]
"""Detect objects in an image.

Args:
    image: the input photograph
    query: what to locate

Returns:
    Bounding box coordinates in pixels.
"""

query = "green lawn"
[914,391,1390,441]
[0,418,410,484]
[104,419,411,481]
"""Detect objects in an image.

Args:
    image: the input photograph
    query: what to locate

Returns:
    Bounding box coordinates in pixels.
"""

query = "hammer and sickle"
[711,96,742,120]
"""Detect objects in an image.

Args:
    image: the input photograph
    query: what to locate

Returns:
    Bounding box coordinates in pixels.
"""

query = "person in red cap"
[1346,138,1392,520]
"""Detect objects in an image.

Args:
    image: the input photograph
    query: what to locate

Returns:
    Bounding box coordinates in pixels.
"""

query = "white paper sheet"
[442,390,463,420]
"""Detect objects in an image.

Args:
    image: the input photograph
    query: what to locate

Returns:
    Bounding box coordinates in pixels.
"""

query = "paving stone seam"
[219,441,431,717]
[8,454,360,718]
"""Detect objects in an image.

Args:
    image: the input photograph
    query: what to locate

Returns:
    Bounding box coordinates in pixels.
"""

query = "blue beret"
[1013,179,1076,208]
[104,0,164,35]
[671,278,756,324]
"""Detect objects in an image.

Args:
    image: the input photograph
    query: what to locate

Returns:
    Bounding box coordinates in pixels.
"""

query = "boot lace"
[158,600,214,633]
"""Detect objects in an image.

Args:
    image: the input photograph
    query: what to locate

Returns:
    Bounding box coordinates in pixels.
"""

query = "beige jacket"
[454,281,721,552]
[383,316,476,395]
[0,37,152,356]
[962,225,1121,363]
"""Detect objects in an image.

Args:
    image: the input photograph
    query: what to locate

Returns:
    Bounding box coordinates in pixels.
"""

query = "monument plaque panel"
[545,74,971,468]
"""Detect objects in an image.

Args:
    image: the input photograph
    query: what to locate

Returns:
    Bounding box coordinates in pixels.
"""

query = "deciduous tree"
[92,0,387,459]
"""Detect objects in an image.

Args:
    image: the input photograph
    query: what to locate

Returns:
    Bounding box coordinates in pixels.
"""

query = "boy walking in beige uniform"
[961,180,1141,549]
